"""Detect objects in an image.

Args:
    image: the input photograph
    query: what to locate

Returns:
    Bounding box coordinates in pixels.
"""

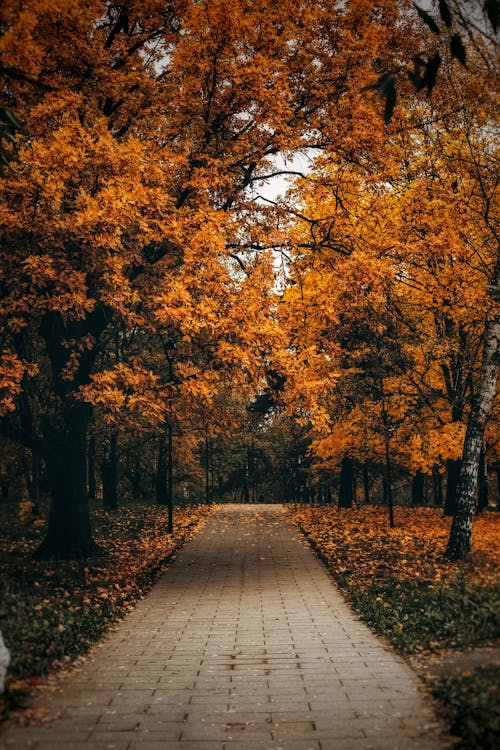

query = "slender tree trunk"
[102,432,118,510]
[477,447,489,513]
[411,471,424,506]
[363,464,370,505]
[433,465,443,506]
[34,407,101,560]
[167,422,173,533]
[338,456,354,508]
[383,440,395,528]
[156,433,168,506]
[444,458,461,516]
[243,449,250,504]
[445,311,499,560]
[204,424,210,505]
[132,455,142,501]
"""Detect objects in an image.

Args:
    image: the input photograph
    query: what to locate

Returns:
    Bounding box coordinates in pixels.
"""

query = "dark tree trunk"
[204,425,210,505]
[34,407,101,560]
[477,447,489,513]
[411,471,424,506]
[87,436,96,501]
[167,422,173,533]
[338,456,354,508]
[433,465,443,506]
[445,309,499,560]
[383,449,395,528]
[243,449,250,504]
[363,464,370,505]
[102,433,118,510]
[444,458,461,516]
[132,455,142,501]
[156,433,168,506]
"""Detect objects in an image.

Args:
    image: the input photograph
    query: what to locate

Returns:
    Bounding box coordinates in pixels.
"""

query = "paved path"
[1,505,451,750]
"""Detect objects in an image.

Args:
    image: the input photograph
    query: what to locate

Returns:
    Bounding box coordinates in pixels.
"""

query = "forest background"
[0,0,499,745]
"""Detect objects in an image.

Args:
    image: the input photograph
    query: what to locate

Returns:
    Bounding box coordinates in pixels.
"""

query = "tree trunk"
[338,456,354,508]
[33,407,101,560]
[384,443,395,528]
[156,433,168,506]
[445,311,499,560]
[477,447,489,513]
[243,449,250,504]
[132,454,142,501]
[204,425,210,505]
[102,433,118,510]
[411,471,424,506]
[167,422,173,533]
[363,464,370,504]
[432,465,443,506]
[444,458,461,516]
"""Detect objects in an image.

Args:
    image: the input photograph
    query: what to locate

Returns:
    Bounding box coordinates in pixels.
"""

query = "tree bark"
[432,465,443,506]
[445,310,499,560]
[477,447,489,513]
[338,456,354,508]
[132,454,142,501]
[205,424,211,505]
[167,422,173,533]
[156,433,168,506]
[363,464,370,504]
[102,432,118,510]
[411,471,424,506]
[33,407,101,560]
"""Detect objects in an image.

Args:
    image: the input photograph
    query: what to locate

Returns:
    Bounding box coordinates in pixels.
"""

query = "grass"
[290,505,500,749]
[432,668,499,750]
[0,500,215,724]
[335,574,499,654]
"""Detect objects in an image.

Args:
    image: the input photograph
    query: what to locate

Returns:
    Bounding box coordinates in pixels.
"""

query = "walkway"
[0,505,451,750]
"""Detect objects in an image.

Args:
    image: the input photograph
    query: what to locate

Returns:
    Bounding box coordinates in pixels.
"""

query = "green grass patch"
[336,575,500,654]
[433,668,500,750]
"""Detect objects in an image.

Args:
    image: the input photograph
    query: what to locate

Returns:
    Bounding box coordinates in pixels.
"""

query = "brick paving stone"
[0,505,452,750]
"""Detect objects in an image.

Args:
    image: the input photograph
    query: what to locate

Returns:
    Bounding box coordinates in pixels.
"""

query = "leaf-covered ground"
[290,505,500,749]
[0,502,215,725]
